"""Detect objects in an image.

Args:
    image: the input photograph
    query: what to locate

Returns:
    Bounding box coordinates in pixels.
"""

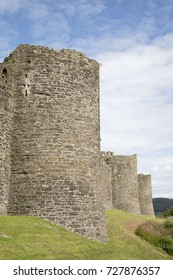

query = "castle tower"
[1,44,107,242]
[102,153,141,215]
[138,173,154,216]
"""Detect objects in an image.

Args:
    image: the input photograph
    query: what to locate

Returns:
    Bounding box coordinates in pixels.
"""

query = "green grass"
[0,210,172,260]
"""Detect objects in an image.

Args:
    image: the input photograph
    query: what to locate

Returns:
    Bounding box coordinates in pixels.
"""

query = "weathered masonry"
[100,152,154,216]
[138,173,154,215]
[0,44,154,243]
[0,44,107,242]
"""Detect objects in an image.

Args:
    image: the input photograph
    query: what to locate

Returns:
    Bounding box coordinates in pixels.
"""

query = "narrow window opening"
[22,73,31,96]
[2,68,8,88]
[2,68,7,77]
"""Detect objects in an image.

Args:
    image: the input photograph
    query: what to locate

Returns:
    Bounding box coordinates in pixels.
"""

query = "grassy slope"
[0,210,172,260]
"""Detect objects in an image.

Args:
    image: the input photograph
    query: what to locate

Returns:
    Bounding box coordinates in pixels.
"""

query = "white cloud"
[151,166,159,172]
[27,1,49,21]
[55,0,105,19]
[97,35,173,150]
[0,0,24,14]
[165,165,172,172]
[31,14,70,41]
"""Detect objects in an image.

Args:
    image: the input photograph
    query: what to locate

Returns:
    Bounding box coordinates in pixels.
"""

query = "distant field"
[0,210,172,260]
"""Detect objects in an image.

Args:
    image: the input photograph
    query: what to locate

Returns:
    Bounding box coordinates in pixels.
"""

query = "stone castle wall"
[0,44,154,242]
[100,157,113,210]
[101,152,141,215]
[138,174,154,216]
[0,45,107,242]
[101,152,154,216]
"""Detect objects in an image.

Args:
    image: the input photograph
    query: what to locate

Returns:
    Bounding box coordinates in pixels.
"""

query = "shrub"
[135,220,173,256]
[163,206,173,217]
[135,221,169,246]
[136,225,160,246]
[160,236,173,255]
[164,220,173,236]
[136,220,169,236]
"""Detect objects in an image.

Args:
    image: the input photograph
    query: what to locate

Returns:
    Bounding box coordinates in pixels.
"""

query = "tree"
[164,206,173,217]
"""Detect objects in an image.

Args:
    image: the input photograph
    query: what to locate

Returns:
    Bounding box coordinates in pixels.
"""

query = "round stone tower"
[138,173,154,216]
[5,44,107,242]
[105,154,141,215]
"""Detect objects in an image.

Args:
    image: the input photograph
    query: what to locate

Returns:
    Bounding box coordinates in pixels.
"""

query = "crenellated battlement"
[101,151,114,157]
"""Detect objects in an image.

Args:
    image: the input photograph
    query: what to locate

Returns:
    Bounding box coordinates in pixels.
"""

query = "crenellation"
[101,151,114,157]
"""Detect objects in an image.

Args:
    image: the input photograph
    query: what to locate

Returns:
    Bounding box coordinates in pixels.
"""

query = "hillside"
[153,198,173,214]
[0,210,172,260]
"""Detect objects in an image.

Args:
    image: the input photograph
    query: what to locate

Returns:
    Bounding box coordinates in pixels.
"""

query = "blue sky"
[0,0,173,198]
